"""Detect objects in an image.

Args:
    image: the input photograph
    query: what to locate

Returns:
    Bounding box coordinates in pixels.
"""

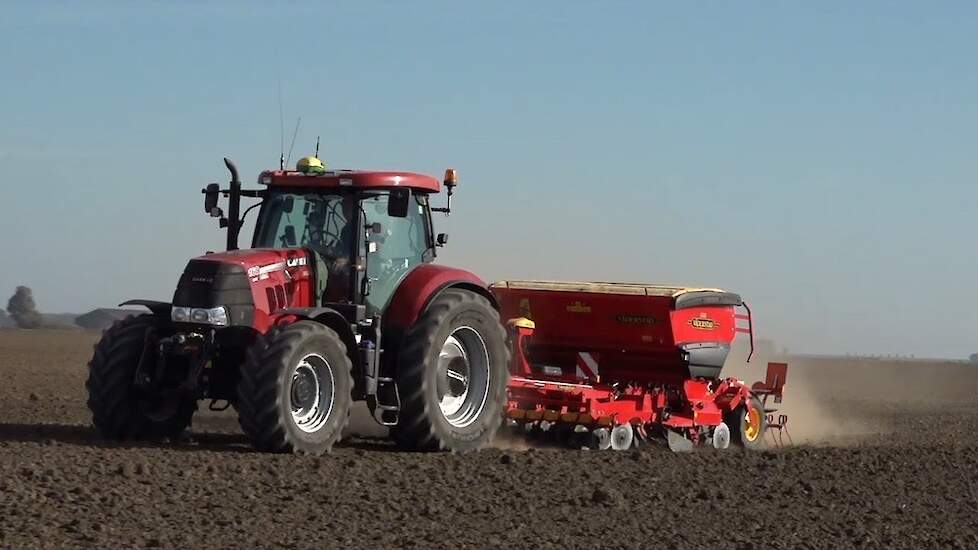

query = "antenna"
[315,135,320,158]
[278,80,285,170]
[285,116,301,169]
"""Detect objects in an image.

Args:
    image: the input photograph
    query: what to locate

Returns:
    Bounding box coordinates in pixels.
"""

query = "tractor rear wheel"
[236,321,352,455]
[86,315,196,440]
[392,289,509,452]
[727,395,766,450]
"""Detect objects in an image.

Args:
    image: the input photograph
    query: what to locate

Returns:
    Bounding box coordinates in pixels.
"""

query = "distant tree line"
[971,353,978,364]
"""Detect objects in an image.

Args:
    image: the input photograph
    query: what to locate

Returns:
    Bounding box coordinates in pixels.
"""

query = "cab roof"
[258,170,441,193]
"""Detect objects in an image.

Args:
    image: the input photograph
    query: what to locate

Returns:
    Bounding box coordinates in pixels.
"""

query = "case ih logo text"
[689,315,718,330]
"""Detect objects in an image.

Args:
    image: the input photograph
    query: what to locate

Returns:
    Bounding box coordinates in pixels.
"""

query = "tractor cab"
[247,160,452,314]
[200,157,458,318]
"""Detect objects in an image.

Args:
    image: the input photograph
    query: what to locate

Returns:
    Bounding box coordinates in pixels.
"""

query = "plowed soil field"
[2,329,977,549]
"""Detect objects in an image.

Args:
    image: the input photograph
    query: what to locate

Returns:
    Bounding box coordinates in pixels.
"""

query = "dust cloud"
[723,340,978,446]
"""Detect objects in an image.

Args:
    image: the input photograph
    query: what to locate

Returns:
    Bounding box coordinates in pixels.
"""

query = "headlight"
[172,306,229,327]
[171,307,191,323]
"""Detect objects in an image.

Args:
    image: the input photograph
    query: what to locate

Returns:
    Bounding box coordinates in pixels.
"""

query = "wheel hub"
[289,354,335,434]
[436,328,491,428]
[291,366,317,410]
[444,356,470,397]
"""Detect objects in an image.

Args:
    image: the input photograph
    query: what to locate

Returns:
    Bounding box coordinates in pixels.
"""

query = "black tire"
[392,289,509,452]
[726,395,766,450]
[236,321,352,454]
[86,315,195,440]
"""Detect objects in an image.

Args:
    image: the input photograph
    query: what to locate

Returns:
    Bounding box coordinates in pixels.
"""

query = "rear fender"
[384,264,496,331]
[381,264,497,364]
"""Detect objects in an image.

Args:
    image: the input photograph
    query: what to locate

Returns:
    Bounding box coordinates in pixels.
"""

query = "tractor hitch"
[133,331,214,399]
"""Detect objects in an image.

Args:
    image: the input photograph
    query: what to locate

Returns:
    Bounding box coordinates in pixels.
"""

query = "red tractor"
[87,157,509,454]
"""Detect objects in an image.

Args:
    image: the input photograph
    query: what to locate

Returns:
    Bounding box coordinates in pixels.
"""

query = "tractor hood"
[173,248,315,330]
[187,249,311,276]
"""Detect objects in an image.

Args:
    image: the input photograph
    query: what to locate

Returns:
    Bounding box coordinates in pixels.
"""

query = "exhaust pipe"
[224,157,241,251]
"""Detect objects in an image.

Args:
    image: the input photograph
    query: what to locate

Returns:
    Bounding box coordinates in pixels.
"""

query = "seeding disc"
[712,422,731,450]
[610,424,634,451]
[667,430,694,453]
[590,427,612,450]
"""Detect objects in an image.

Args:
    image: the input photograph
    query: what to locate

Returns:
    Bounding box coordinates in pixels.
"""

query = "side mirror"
[388,188,411,218]
[283,225,297,247]
[203,183,221,217]
[436,233,449,246]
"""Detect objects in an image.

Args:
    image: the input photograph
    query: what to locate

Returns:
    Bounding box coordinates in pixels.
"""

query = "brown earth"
[2,329,978,549]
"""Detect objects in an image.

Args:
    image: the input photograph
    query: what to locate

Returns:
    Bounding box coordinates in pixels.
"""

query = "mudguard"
[271,307,358,356]
[272,306,351,327]
[119,299,172,317]
[381,264,497,364]
[270,307,362,392]
[384,264,496,332]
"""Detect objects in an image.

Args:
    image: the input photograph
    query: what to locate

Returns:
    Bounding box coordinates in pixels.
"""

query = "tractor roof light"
[433,168,458,216]
[444,168,458,188]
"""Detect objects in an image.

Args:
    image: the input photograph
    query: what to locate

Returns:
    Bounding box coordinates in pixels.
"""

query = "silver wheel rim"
[591,427,612,450]
[436,326,491,428]
[611,424,634,451]
[712,422,731,450]
[289,353,335,434]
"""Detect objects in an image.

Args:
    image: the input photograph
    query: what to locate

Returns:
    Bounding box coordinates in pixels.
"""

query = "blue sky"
[1,2,976,358]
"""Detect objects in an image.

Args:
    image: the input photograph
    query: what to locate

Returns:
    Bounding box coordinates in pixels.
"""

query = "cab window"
[362,193,430,313]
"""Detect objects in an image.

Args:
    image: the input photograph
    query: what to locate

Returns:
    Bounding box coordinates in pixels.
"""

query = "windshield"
[254,192,355,257]
[253,189,433,310]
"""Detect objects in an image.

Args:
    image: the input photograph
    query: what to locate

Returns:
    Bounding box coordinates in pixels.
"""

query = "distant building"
[75,309,135,331]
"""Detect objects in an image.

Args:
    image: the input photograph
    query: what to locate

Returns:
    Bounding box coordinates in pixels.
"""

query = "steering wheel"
[376,257,412,283]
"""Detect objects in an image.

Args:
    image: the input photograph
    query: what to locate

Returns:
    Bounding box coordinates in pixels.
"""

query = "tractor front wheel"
[236,321,352,455]
[392,289,509,452]
[86,315,195,440]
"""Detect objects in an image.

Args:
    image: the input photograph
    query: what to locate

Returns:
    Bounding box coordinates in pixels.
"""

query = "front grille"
[173,259,255,326]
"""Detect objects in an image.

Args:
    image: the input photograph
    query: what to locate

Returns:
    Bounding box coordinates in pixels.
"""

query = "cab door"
[361,193,431,315]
